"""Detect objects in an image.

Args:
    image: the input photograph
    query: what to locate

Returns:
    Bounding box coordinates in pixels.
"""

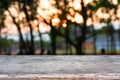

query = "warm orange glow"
[39,23,50,33]
[33,20,38,26]
[62,20,67,28]
[96,8,110,19]
[112,0,118,5]
[96,8,105,18]
[59,1,64,7]
[117,5,120,18]
[38,0,58,21]
[40,0,50,8]
[19,12,25,21]
[52,18,60,26]
[62,23,67,28]
[69,8,75,16]
[9,6,18,17]
[73,0,81,10]
[92,14,100,25]
[74,13,83,23]
[84,0,93,5]
[69,2,73,7]
[87,18,92,26]
[66,15,71,20]
[63,20,67,23]
[2,0,120,36]
[20,24,30,33]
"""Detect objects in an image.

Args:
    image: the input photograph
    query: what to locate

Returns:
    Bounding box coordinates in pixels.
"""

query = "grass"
[56,49,120,55]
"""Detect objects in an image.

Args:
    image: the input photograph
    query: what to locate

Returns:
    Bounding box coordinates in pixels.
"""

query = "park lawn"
[56,49,120,55]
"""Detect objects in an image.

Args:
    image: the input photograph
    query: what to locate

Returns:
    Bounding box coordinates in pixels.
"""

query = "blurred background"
[0,0,120,55]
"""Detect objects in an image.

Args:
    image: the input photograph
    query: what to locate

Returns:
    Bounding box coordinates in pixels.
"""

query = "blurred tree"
[17,0,39,55]
[0,37,13,54]
[37,23,45,55]
[0,0,31,54]
[0,0,6,37]
[38,0,93,54]
[95,0,117,54]
[0,0,39,55]
[0,38,5,53]
[1,0,119,55]
[0,22,4,37]
[117,0,120,54]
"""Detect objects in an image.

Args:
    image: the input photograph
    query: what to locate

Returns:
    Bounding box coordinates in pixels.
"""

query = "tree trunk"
[111,34,116,54]
[7,9,28,55]
[50,26,56,55]
[109,25,116,55]
[119,29,120,52]
[65,26,70,55]
[77,0,87,55]
[74,25,83,54]
[0,28,1,38]
[37,25,44,55]
[69,44,73,55]
[106,23,110,54]
[76,38,83,55]
[92,25,97,54]
[91,16,97,55]
[23,2,35,55]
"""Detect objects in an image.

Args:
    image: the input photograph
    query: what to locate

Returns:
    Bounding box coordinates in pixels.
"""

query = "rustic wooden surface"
[0,55,120,80]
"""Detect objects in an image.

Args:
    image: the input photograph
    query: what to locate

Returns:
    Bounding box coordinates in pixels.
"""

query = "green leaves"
[95,0,117,10]
[118,0,120,4]
[0,38,13,51]
[0,23,4,29]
